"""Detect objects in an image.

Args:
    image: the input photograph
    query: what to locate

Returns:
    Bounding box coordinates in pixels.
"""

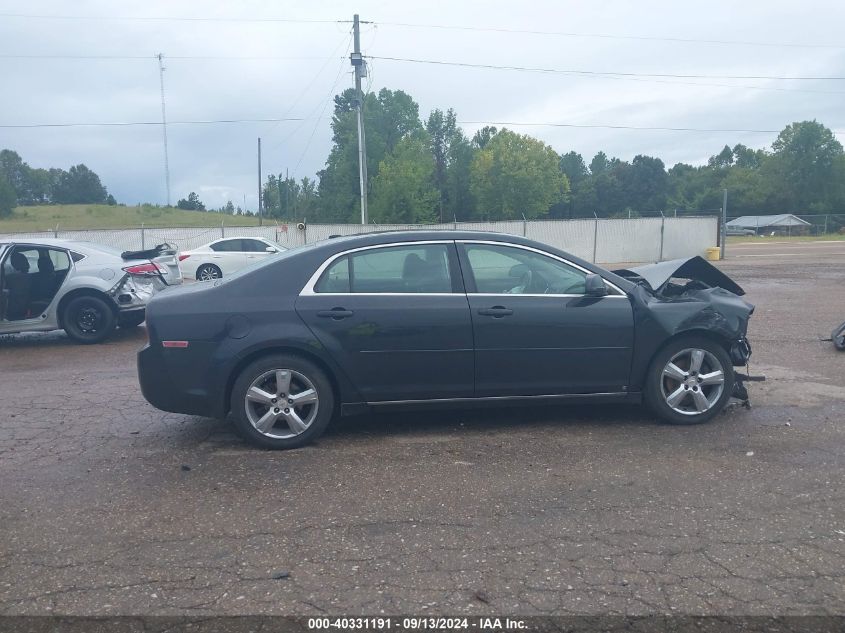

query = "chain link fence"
[0,215,719,264]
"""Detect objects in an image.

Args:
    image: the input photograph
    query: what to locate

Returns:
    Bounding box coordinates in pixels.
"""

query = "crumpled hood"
[613,256,744,296]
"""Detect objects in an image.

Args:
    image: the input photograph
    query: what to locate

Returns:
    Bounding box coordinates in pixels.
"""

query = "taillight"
[123,262,168,276]
[178,254,190,261]
[162,340,189,348]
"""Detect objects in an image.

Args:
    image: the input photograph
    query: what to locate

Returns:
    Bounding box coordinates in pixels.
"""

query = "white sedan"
[178,237,286,281]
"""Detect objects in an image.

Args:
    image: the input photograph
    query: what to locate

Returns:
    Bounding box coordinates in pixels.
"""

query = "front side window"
[464,243,587,295]
[314,244,453,294]
[242,239,270,252]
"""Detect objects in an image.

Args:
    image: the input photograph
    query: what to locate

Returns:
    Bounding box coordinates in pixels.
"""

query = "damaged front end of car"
[614,256,765,406]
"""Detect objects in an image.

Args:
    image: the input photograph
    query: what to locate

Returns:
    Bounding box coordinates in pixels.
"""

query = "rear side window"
[314,244,453,294]
[210,239,243,252]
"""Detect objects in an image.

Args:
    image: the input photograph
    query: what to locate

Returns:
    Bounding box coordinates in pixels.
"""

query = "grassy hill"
[0,204,264,232]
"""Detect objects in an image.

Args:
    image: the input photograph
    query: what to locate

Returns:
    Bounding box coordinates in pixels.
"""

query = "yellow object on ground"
[705,246,721,261]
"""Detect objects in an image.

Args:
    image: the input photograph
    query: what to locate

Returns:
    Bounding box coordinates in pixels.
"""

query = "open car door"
[0,244,8,322]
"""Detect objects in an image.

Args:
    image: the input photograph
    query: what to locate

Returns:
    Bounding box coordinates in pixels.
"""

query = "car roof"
[210,235,272,242]
[3,237,104,252]
[312,229,544,248]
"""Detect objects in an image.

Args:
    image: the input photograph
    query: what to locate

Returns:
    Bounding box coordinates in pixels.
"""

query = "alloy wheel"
[660,348,726,416]
[244,369,320,439]
[198,266,220,281]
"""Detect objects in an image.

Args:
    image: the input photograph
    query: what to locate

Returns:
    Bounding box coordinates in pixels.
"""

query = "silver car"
[0,238,182,343]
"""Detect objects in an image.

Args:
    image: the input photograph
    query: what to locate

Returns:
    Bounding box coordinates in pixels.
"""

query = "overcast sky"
[2,0,844,210]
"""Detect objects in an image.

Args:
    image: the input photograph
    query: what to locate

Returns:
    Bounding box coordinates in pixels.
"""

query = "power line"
[368,56,845,95]
[0,118,314,128]
[458,120,782,134]
[367,56,845,82]
[0,54,341,60]
[261,32,352,139]
[0,117,784,134]
[0,12,346,24]
[375,20,845,50]
[1,11,836,49]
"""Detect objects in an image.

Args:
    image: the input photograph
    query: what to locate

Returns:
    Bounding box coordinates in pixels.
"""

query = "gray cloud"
[2,0,843,209]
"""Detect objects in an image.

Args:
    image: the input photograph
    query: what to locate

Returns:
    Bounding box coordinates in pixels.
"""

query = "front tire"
[62,295,117,344]
[645,336,734,425]
[196,264,222,281]
[230,354,335,449]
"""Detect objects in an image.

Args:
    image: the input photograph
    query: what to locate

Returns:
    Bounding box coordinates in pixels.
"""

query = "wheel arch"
[645,328,735,373]
[56,287,118,328]
[224,345,341,418]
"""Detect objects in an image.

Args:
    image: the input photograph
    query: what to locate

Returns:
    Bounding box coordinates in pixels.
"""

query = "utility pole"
[351,14,369,224]
[720,188,728,260]
[157,53,171,206]
[257,137,263,226]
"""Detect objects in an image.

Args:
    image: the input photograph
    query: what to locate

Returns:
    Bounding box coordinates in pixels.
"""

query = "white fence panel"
[662,217,719,260]
[595,218,663,264]
[525,219,595,260]
[0,216,719,264]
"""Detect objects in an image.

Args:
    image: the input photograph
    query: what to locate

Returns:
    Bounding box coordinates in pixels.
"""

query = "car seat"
[3,252,33,320]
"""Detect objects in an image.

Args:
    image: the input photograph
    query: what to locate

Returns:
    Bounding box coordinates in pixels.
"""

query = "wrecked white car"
[0,239,181,344]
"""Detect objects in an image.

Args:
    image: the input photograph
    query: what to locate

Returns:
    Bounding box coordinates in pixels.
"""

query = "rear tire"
[63,295,116,344]
[196,264,222,281]
[230,354,335,449]
[645,335,734,425]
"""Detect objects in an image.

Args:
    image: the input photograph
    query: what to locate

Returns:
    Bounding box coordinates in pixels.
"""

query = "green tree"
[426,108,476,221]
[176,192,205,211]
[732,144,766,169]
[620,155,668,214]
[589,151,611,175]
[765,120,844,212]
[471,126,498,150]
[558,151,590,218]
[52,164,109,204]
[470,129,569,219]
[0,174,16,218]
[318,88,423,222]
[370,133,439,224]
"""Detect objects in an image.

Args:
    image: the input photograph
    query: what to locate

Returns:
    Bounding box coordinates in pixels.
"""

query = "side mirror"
[584,273,609,297]
[265,246,277,253]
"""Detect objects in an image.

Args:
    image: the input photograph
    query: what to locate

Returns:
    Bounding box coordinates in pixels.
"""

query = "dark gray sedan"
[138,231,755,449]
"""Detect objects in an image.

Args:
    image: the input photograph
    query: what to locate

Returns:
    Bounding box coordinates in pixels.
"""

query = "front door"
[296,241,474,403]
[458,241,634,397]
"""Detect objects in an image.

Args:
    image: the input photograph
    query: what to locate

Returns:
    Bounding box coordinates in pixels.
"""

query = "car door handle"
[478,306,513,318]
[317,308,354,320]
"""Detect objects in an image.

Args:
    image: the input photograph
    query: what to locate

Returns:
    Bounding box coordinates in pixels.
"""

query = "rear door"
[296,241,474,402]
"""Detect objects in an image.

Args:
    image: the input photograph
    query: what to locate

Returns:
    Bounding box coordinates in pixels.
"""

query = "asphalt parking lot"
[1,240,844,616]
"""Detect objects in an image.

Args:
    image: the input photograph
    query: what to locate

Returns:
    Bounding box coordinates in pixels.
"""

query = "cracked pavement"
[0,241,843,615]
